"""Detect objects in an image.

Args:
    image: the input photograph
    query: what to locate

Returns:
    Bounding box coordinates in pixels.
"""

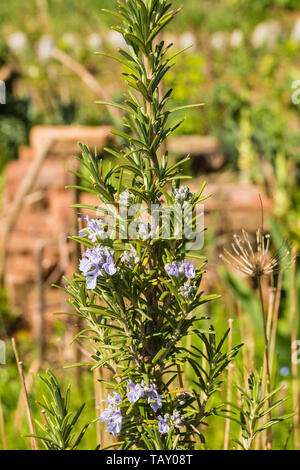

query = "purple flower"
[79,215,108,242]
[165,262,179,278]
[86,265,101,290]
[147,383,163,412]
[103,255,117,275]
[100,392,123,436]
[100,407,122,436]
[184,261,196,279]
[99,406,115,422]
[106,409,122,436]
[158,416,170,435]
[126,380,145,403]
[79,246,116,289]
[165,259,196,280]
[106,392,123,407]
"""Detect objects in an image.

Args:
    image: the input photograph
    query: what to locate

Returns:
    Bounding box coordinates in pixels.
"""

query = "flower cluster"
[99,381,163,436]
[121,249,140,268]
[79,246,116,289]
[165,259,196,279]
[158,409,184,435]
[179,281,197,299]
[173,186,192,206]
[127,380,163,412]
[99,392,123,436]
[79,215,108,242]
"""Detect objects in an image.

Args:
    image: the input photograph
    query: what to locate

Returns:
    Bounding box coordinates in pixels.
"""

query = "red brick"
[30,125,114,155]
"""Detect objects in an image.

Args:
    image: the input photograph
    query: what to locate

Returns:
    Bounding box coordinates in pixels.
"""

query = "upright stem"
[224,318,233,450]
[258,278,271,395]
[262,287,275,450]
[257,277,272,449]
[269,269,283,373]
[11,338,38,450]
[291,246,299,449]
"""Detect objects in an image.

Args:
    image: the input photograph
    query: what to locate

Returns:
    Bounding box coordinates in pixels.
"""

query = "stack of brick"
[1,125,114,337]
[0,127,272,338]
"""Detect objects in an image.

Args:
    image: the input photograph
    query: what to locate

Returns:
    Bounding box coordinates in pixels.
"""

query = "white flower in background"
[107,30,127,49]
[291,18,300,43]
[38,35,55,62]
[88,33,102,50]
[163,33,180,49]
[211,32,227,51]
[230,29,243,48]
[179,32,196,51]
[61,33,79,48]
[251,20,282,49]
[7,31,27,53]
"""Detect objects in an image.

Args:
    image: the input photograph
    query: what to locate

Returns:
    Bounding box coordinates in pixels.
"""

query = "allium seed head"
[220,228,290,278]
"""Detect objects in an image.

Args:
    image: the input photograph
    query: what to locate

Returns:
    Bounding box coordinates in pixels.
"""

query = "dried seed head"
[220,228,290,278]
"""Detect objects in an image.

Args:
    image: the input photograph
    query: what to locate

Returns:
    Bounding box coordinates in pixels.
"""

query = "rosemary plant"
[28,371,89,450]
[60,0,241,450]
[230,372,293,451]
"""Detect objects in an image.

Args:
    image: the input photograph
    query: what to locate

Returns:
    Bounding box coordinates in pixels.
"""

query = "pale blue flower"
[79,246,116,289]
[79,215,108,242]
[100,392,123,436]
[103,255,117,275]
[165,259,196,280]
[165,262,180,278]
[106,409,122,436]
[280,367,290,377]
[106,392,123,407]
[100,407,122,436]
[184,261,196,279]
[147,383,163,412]
[126,380,145,403]
[158,416,170,435]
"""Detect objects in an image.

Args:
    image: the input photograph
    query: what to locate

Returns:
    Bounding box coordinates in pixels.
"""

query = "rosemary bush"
[60,0,242,450]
